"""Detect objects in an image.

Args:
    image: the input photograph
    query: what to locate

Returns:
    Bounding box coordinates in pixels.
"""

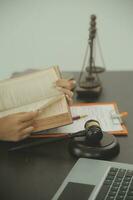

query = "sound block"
[76,85,102,98]
[69,133,120,160]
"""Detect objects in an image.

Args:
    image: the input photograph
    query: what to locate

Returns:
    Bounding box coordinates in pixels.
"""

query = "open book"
[0,66,72,131]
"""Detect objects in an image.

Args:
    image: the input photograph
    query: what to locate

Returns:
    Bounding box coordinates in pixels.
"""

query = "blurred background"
[0,0,133,79]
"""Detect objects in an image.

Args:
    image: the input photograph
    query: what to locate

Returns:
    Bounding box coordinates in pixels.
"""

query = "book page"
[0,95,65,117]
[0,67,62,111]
[37,96,68,119]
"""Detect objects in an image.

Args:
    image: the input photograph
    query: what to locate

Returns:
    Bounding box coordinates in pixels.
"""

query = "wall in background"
[0,0,133,79]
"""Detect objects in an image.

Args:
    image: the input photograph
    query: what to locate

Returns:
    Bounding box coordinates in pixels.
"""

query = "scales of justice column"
[76,14,105,98]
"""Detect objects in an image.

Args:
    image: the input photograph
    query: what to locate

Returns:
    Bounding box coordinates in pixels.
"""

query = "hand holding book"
[56,78,74,106]
[0,66,74,142]
[0,111,38,141]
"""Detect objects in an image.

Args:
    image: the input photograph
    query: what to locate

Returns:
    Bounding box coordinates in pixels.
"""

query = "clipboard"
[71,102,128,136]
[30,102,128,138]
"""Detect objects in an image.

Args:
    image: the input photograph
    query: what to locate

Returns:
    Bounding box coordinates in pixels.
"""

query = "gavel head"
[84,119,103,144]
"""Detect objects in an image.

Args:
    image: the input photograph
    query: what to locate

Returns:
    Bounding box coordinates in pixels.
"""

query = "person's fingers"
[20,119,35,129]
[57,87,73,105]
[66,95,73,106]
[18,111,39,122]
[57,87,73,98]
[56,79,76,90]
[8,126,34,142]
[20,126,34,138]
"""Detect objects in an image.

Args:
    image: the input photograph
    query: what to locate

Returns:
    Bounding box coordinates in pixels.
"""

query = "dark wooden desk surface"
[0,71,133,200]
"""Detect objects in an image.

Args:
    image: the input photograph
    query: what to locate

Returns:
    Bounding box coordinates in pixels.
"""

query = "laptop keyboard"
[95,167,133,200]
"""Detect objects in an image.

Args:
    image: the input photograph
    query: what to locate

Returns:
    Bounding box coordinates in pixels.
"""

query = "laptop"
[52,158,133,200]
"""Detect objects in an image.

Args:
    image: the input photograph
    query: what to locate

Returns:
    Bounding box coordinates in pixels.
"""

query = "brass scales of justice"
[76,14,106,98]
